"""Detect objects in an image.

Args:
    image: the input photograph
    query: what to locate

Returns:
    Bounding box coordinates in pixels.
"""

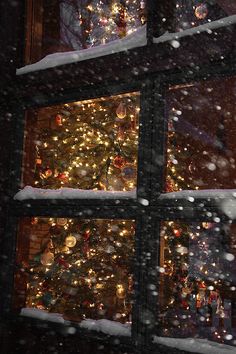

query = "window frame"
[1,0,236,353]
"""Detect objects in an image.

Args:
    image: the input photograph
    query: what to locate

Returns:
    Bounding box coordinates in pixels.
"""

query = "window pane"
[26,0,146,64]
[165,77,236,192]
[159,221,236,345]
[23,92,139,191]
[15,217,135,324]
[175,1,236,31]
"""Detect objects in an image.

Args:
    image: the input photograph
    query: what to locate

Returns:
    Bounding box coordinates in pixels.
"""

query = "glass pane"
[165,77,236,192]
[175,1,236,31]
[26,0,146,64]
[15,217,135,324]
[159,220,236,346]
[23,92,139,191]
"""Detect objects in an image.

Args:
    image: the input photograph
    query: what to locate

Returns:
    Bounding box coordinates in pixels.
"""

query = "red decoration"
[83,230,91,242]
[173,229,181,237]
[113,156,125,169]
[45,168,53,178]
[57,172,68,181]
[55,114,63,126]
[56,257,69,269]
[35,158,42,165]
[31,217,38,225]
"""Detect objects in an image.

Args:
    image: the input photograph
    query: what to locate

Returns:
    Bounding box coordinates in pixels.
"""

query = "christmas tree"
[20,217,135,323]
[60,0,146,50]
[30,92,140,191]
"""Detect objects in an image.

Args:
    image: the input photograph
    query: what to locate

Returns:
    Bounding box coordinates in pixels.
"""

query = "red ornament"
[173,229,181,237]
[57,172,68,181]
[83,230,91,242]
[55,114,63,126]
[113,156,125,169]
[56,257,69,269]
[45,168,53,178]
[31,217,38,225]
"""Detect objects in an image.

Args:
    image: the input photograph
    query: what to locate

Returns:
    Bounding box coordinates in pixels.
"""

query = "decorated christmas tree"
[30,92,140,191]
[60,0,146,50]
[21,218,135,323]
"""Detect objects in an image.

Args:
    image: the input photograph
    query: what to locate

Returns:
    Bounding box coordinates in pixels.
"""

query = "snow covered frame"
[1,1,236,354]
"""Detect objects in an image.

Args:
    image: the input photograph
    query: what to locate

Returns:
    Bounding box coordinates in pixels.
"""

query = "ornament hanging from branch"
[116,102,127,119]
[195,3,208,20]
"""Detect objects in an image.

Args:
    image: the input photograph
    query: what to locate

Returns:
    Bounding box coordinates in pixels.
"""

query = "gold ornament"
[195,4,208,20]
[40,251,54,266]
[56,218,68,226]
[116,284,126,299]
[65,235,77,248]
[116,102,127,119]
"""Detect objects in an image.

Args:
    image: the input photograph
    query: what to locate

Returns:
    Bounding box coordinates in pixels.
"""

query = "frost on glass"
[15,218,135,323]
[175,1,236,31]
[27,0,146,64]
[159,221,236,345]
[165,77,236,192]
[23,92,139,191]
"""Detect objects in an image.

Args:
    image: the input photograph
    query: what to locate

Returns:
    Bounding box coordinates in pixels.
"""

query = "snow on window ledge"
[16,25,147,75]
[153,14,236,45]
[20,308,131,337]
[153,336,236,354]
[159,189,236,200]
[14,186,137,201]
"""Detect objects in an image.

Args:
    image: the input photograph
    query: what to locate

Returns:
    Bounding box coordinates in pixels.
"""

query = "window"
[25,0,147,65]
[23,92,140,191]
[15,217,135,323]
[2,1,236,353]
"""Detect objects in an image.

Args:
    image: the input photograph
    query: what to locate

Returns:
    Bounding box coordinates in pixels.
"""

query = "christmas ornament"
[42,292,53,306]
[56,257,70,268]
[35,158,42,165]
[116,102,127,119]
[121,164,136,180]
[56,218,67,226]
[61,245,70,253]
[195,4,208,20]
[44,168,53,178]
[83,229,91,242]
[55,114,63,126]
[31,217,38,225]
[57,172,68,181]
[113,155,125,169]
[116,284,126,299]
[173,228,182,237]
[40,251,54,266]
[65,234,77,248]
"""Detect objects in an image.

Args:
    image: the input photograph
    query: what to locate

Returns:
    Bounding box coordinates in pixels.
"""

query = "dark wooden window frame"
[1,1,236,353]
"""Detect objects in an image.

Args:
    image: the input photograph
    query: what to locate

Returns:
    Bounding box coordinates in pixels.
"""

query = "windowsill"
[153,14,236,45]
[159,189,236,200]
[16,14,236,76]
[14,186,137,201]
[153,336,236,354]
[20,308,131,338]
[16,25,147,75]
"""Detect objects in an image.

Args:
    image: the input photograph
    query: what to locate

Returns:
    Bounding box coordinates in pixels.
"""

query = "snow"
[153,336,236,354]
[16,25,147,75]
[14,186,136,201]
[20,308,65,324]
[159,189,236,200]
[79,318,131,337]
[153,14,236,44]
[16,14,236,75]
[20,308,131,336]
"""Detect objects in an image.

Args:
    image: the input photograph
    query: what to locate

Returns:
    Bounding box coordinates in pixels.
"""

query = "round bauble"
[113,155,125,169]
[121,164,136,181]
[40,251,54,266]
[65,234,77,248]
